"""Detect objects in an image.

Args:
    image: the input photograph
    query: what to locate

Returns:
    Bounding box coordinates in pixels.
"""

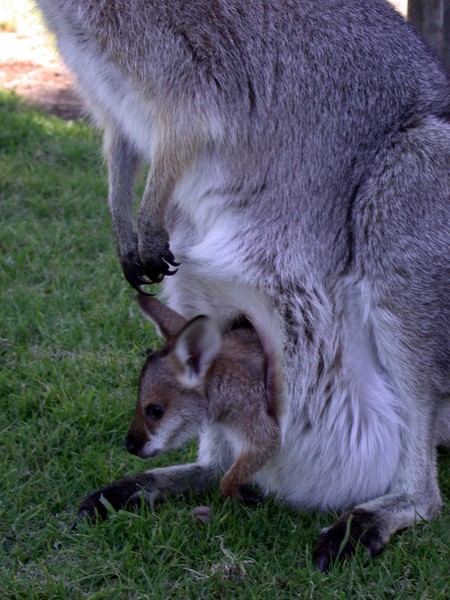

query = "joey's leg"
[104,129,151,293]
[220,427,279,503]
[77,463,219,522]
[219,452,263,502]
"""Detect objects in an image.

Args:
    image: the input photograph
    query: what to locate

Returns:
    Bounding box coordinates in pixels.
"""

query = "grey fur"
[35,0,450,568]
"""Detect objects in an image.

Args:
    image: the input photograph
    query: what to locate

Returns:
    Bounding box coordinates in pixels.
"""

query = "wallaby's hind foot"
[314,509,386,572]
[313,481,444,572]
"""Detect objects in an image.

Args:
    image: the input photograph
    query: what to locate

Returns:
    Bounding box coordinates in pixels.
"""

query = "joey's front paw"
[139,227,179,287]
[313,509,384,572]
[234,485,264,505]
[220,478,263,505]
[75,474,153,524]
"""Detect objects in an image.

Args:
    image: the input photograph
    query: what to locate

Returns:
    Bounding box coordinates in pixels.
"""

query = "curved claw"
[141,251,180,283]
[313,509,384,572]
[317,555,330,573]
[122,258,156,295]
[162,250,181,268]
[121,242,181,293]
[147,272,164,283]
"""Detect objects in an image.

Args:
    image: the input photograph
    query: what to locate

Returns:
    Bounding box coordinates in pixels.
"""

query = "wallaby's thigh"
[355,117,449,399]
[436,402,450,447]
[314,118,449,570]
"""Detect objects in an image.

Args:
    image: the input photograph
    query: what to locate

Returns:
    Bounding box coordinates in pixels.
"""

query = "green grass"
[0,90,449,599]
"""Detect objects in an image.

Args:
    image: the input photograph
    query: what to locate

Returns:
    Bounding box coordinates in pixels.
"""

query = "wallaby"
[35,1,450,570]
[124,296,279,502]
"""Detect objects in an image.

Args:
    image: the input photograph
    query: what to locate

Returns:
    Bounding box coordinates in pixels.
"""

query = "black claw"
[313,509,385,571]
[140,346,155,357]
[166,256,181,268]
[317,555,330,573]
[122,255,155,294]
[237,485,264,505]
[136,286,156,296]
[140,258,179,283]
[121,244,180,292]
[150,272,165,284]
[161,248,180,267]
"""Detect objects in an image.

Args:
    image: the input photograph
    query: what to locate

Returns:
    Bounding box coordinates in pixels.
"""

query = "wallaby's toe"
[313,509,385,571]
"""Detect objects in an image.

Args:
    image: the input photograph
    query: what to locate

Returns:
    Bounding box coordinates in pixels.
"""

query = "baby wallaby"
[126,296,280,501]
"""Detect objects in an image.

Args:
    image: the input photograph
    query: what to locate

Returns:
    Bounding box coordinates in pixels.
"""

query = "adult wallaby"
[36,1,450,570]
[124,296,279,502]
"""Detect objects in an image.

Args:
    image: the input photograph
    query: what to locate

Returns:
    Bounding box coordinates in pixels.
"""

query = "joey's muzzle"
[125,431,140,455]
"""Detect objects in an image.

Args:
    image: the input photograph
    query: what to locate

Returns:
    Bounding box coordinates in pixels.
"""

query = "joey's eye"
[145,404,165,420]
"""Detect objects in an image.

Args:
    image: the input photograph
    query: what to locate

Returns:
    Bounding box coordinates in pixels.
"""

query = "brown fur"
[127,296,280,500]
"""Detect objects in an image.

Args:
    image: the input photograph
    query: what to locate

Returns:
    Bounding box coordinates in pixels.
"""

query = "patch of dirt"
[0,26,83,120]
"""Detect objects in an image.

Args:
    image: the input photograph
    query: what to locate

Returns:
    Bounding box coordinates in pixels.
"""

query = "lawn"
[0,89,449,599]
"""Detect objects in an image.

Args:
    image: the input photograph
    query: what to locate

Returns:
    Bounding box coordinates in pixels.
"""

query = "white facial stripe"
[140,414,186,457]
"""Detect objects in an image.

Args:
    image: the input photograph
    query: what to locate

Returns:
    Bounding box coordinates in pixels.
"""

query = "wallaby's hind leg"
[436,403,450,447]
[315,117,449,571]
[314,452,442,571]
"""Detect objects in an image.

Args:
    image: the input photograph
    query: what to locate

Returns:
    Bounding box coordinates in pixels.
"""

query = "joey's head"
[125,296,223,459]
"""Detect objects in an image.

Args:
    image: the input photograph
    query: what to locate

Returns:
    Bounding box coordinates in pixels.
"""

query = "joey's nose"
[125,432,139,455]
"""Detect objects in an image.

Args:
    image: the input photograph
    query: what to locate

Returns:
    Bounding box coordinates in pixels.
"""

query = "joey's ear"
[136,295,187,341]
[172,316,223,388]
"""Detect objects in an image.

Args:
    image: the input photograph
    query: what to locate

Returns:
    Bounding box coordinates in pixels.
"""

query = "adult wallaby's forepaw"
[121,252,157,295]
[141,246,179,283]
[138,229,180,287]
[313,509,385,572]
[121,230,180,293]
